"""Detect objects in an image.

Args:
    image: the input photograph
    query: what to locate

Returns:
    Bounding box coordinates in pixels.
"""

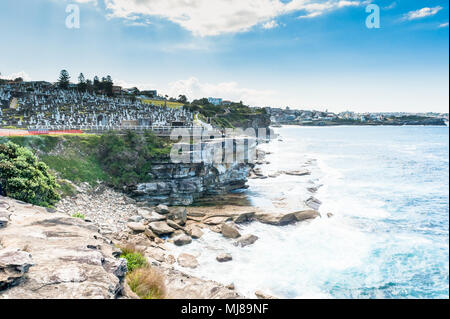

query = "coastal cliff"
[129,161,252,206]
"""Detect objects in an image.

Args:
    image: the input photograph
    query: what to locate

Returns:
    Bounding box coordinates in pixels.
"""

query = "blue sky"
[0,0,448,112]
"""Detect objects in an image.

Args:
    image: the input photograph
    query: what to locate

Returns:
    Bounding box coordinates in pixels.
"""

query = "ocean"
[170,126,449,299]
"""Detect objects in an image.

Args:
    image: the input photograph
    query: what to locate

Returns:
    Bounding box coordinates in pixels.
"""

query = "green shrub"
[72,212,85,219]
[97,131,171,187]
[0,141,60,207]
[121,251,148,272]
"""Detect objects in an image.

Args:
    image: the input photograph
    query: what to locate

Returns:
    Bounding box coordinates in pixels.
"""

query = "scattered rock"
[256,213,296,226]
[187,225,204,239]
[162,267,241,299]
[305,197,322,210]
[234,234,259,247]
[177,253,199,269]
[145,247,166,263]
[327,213,334,218]
[234,212,255,224]
[148,221,175,236]
[203,216,233,225]
[142,211,166,223]
[155,204,170,215]
[127,222,146,233]
[216,253,233,263]
[294,210,320,222]
[221,223,241,239]
[166,220,185,231]
[173,234,192,246]
[167,207,187,225]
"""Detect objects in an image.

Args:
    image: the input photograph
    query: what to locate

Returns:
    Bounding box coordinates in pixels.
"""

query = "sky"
[0,0,448,113]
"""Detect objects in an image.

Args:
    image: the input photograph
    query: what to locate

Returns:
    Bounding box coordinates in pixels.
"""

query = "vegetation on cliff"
[184,98,269,128]
[0,141,60,207]
[0,132,172,201]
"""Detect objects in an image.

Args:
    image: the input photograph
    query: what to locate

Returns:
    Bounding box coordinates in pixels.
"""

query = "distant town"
[0,72,448,130]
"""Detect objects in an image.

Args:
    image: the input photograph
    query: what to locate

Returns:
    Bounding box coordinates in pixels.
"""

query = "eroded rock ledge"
[0,196,127,299]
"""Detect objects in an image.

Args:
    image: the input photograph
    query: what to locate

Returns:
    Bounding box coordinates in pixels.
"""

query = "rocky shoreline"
[1,132,328,299]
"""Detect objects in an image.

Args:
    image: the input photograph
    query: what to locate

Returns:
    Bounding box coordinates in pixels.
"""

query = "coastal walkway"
[1,125,212,138]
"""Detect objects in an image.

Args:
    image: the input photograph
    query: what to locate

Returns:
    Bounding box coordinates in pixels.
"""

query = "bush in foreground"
[127,268,166,299]
[119,244,148,272]
[0,141,60,207]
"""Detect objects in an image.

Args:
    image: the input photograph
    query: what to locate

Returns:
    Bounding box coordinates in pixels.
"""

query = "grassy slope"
[0,132,172,196]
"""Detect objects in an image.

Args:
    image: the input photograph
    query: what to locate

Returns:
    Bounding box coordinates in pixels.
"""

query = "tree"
[103,75,113,96]
[58,70,70,89]
[77,73,87,92]
[0,142,60,207]
[178,95,187,104]
[93,76,100,91]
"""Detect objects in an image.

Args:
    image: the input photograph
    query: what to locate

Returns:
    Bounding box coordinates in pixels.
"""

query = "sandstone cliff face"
[129,162,252,206]
[128,137,257,206]
[0,196,126,299]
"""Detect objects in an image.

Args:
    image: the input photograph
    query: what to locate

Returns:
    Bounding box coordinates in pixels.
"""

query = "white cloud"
[262,20,279,29]
[439,22,449,28]
[403,6,443,21]
[164,77,276,106]
[73,0,98,4]
[383,2,397,10]
[297,0,363,19]
[0,71,32,81]
[101,0,366,36]
[114,79,156,90]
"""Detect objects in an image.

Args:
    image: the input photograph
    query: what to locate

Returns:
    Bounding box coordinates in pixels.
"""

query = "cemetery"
[0,81,195,135]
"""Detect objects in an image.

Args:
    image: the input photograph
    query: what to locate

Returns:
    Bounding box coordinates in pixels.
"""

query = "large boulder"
[127,222,146,233]
[177,253,199,269]
[256,213,296,226]
[141,211,166,223]
[234,234,259,247]
[186,225,204,239]
[155,204,170,215]
[216,253,233,263]
[234,212,255,224]
[173,234,192,246]
[167,207,187,226]
[148,221,175,236]
[294,210,320,222]
[221,223,241,239]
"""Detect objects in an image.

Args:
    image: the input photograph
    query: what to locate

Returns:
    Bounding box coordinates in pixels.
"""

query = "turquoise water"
[255,126,449,298]
[171,126,449,299]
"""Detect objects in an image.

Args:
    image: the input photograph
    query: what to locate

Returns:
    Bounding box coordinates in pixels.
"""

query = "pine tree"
[58,70,70,89]
[77,73,86,92]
